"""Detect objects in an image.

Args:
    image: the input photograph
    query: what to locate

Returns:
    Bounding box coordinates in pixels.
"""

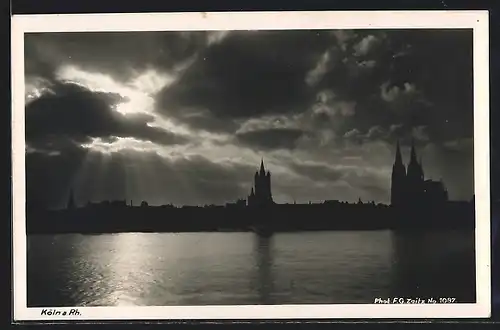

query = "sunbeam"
[71,149,100,206]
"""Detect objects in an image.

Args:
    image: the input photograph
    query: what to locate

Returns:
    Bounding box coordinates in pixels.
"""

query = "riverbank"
[26,202,475,235]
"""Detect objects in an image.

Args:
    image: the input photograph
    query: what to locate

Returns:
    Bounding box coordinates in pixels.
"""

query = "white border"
[12,11,491,321]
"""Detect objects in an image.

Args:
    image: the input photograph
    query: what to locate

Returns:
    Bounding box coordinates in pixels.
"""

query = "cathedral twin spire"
[395,138,422,170]
[391,139,425,207]
[395,138,418,163]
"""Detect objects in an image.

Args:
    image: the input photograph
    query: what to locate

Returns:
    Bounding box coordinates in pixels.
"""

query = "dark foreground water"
[27,230,476,307]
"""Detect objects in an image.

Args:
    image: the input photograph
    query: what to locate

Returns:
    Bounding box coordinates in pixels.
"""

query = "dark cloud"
[157,30,333,123]
[24,32,214,81]
[165,107,239,134]
[23,29,475,207]
[26,81,188,151]
[236,128,305,150]
[311,29,472,143]
[342,123,427,148]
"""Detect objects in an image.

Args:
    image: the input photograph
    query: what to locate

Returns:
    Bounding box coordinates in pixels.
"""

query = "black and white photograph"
[12,11,490,320]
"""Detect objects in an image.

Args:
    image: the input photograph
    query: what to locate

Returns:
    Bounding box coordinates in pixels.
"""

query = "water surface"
[27,230,476,306]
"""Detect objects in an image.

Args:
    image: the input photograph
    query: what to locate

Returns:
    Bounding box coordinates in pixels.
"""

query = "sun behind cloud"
[56,65,173,116]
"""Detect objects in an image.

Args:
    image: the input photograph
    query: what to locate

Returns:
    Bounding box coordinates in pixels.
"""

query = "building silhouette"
[248,159,274,207]
[391,139,448,208]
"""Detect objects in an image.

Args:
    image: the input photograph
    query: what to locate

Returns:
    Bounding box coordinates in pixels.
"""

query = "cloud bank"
[24,29,474,208]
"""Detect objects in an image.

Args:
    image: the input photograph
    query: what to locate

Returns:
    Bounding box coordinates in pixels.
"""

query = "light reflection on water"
[27,230,475,307]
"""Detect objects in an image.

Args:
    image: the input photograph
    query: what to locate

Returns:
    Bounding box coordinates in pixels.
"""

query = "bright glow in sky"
[56,65,173,116]
[81,137,161,154]
[53,65,208,152]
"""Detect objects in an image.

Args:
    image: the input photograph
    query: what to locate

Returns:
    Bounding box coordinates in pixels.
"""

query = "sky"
[24,29,474,208]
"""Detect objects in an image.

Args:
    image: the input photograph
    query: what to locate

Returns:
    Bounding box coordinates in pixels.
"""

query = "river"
[27,230,476,307]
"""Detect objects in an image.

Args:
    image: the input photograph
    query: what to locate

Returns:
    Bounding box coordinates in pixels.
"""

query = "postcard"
[11,10,490,320]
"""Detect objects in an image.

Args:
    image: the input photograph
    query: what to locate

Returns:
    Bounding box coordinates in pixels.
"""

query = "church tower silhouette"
[248,159,274,207]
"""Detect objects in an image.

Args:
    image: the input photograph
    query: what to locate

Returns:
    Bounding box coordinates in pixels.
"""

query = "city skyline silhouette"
[59,139,460,211]
[25,139,476,235]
